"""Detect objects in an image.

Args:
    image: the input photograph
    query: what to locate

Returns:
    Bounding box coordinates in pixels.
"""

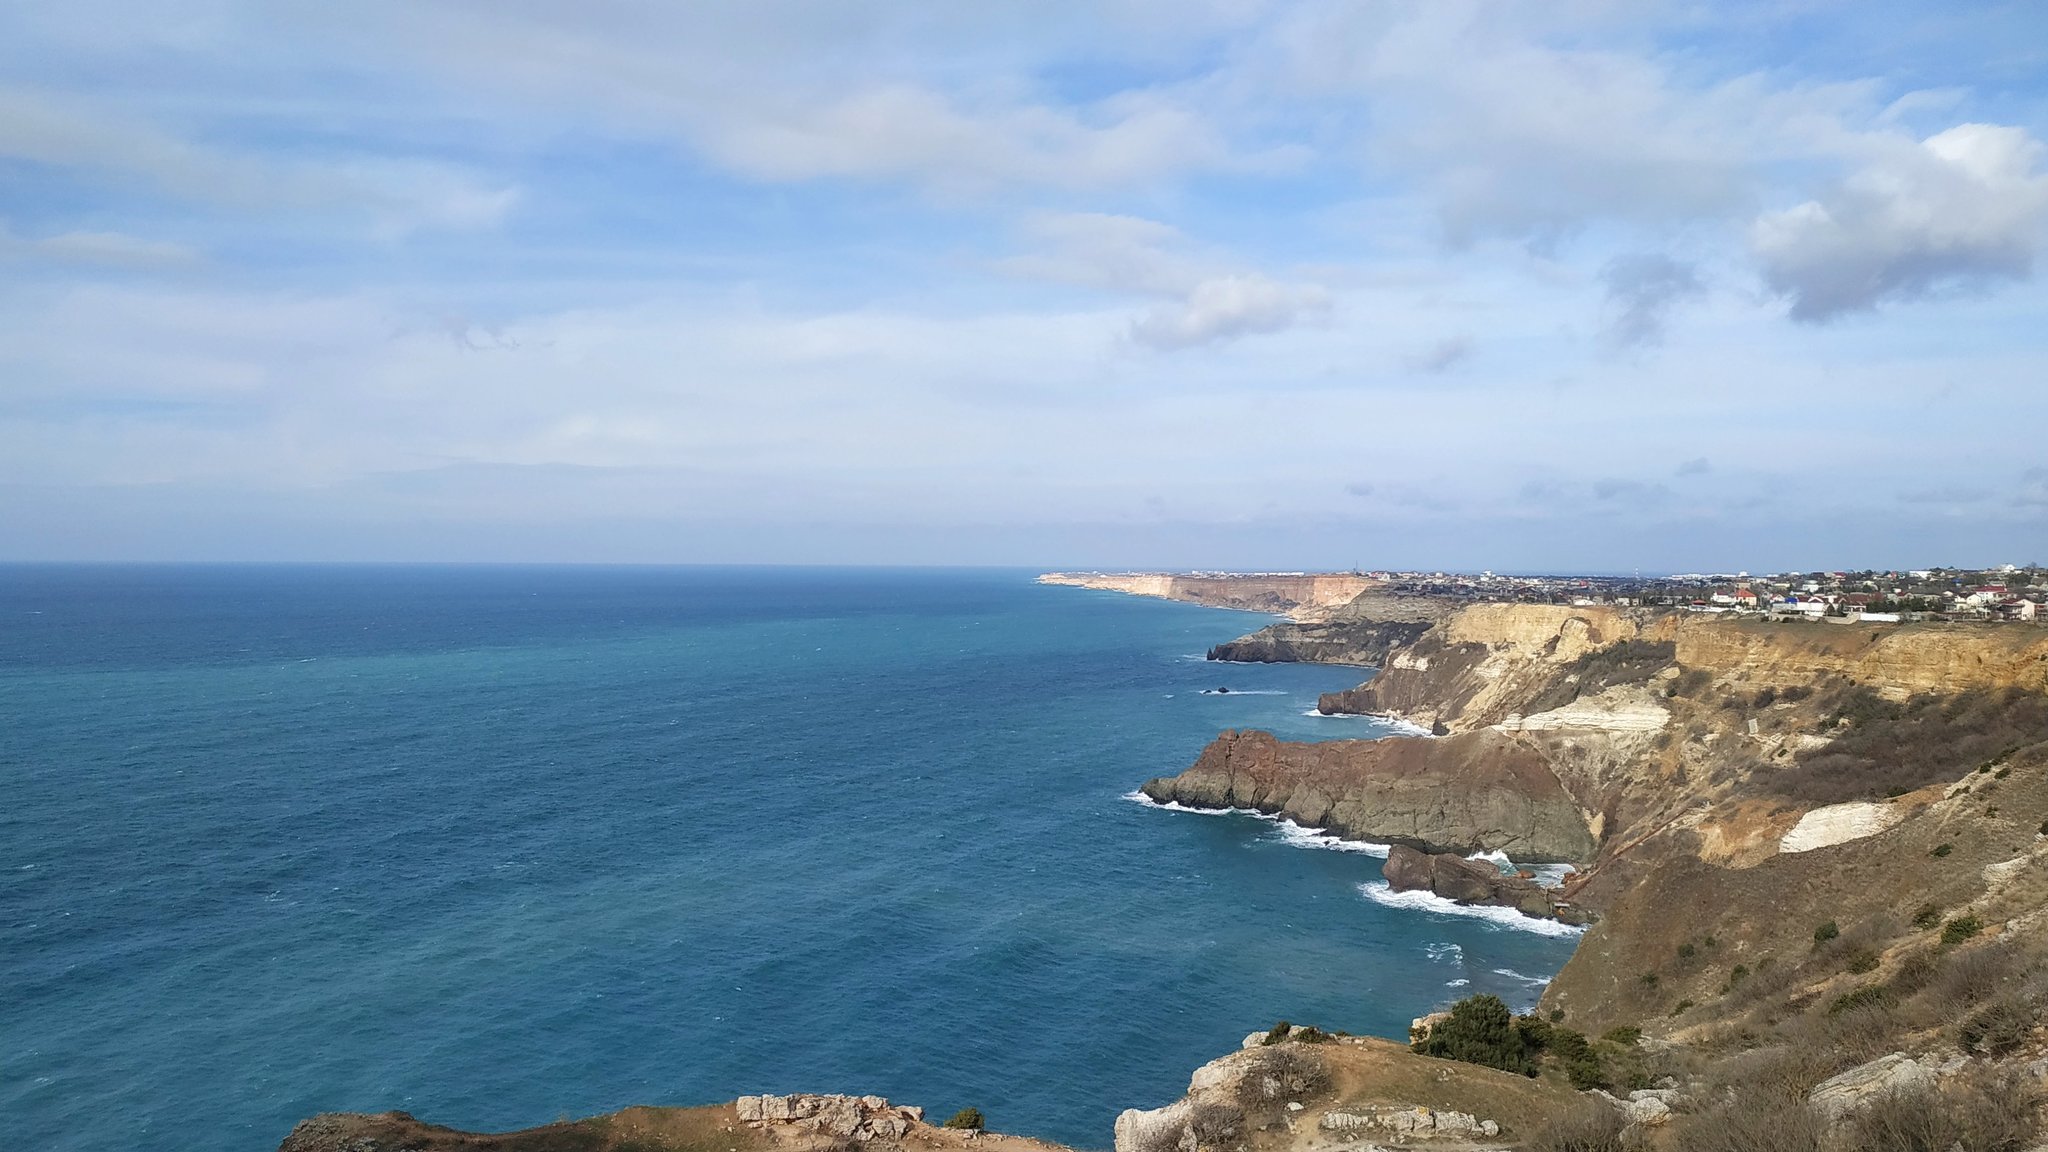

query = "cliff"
[1034,572,1378,621]
[1141,728,1598,863]
[1207,619,1432,665]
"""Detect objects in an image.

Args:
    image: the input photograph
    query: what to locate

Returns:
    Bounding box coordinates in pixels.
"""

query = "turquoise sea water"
[0,566,1579,1151]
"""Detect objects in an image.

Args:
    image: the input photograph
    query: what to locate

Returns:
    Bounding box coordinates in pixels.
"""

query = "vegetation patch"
[1770,687,2048,803]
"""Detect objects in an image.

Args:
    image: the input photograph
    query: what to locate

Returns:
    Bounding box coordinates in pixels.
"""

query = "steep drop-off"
[1140,727,1598,863]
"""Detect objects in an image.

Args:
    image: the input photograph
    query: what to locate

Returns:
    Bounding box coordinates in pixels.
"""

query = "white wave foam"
[1424,942,1464,963]
[1446,978,1470,987]
[1357,882,1587,938]
[1491,967,1552,986]
[1199,688,1289,696]
[1123,792,1392,856]
[1467,849,1514,870]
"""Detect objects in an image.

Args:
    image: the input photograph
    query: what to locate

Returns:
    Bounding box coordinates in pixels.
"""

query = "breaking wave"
[1356,882,1587,938]
[1122,791,1393,856]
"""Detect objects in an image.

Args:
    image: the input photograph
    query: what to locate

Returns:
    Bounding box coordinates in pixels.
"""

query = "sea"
[0,566,1581,1152]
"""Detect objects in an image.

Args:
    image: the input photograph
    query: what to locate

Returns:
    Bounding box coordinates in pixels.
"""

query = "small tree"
[943,1108,985,1131]
[1412,994,1535,1076]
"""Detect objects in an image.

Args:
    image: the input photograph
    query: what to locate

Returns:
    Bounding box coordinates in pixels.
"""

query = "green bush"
[1412,995,1536,1076]
[1603,1025,1642,1046]
[943,1108,985,1131]
[1262,1020,1291,1045]
[1670,998,1695,1017]
[1846,950,1879,974]
[1942,914,1984,947]
[1931,843,1954,858]
[1913,904,1943,930]
[1829,985,1897,1015]
[1812,921,1839,947]
[1548,1007,1565,1022]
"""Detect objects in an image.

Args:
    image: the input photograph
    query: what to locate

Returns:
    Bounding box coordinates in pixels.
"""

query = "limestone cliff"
[1317,604,1650,730]
[1034,572,1377,621]
[1141,728,1598,863]
[1207,619,1432,665]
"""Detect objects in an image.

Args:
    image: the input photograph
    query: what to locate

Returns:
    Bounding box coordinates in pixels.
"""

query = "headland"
[283,566,2048,1152]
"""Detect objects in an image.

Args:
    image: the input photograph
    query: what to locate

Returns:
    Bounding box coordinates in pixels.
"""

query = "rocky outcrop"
[1777,800,1905,853]
[1142,728,1597,863]
[1035,573,1378,622]
[1207,620,1434,666]
[1318,1106,1500,1139]
[1381,844,1579,922]
[736,1094,924,1140]
[1807,1054,1942,1120]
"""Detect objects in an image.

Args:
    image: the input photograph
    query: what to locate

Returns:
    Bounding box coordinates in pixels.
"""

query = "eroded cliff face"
[1318,604,1649,730]
[1207,619,1433,665]
[1141,728,1598,863]
[1035,573,1379,621]
[1670,617,2048,697]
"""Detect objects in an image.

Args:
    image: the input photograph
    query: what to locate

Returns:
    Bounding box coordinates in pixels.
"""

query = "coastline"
[272,570,2048,1152]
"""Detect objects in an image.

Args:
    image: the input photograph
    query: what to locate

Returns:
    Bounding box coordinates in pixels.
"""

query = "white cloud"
[1753,123,2048,320]
[1004,212,1331,350]
[1127,274,1330,350]
[0,224,198,267]
[0,85,519,235]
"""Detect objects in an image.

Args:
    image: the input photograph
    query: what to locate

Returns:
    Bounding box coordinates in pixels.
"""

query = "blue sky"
[2,1,2045,571]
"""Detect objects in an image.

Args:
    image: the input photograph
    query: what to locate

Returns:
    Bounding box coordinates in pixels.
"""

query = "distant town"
[1343,565,2045,623]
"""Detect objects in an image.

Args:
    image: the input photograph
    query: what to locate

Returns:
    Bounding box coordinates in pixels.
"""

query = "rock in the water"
[1383,843,1566,920]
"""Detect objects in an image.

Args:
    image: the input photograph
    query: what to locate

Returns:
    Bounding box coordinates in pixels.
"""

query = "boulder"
[1808,1054,1938,1120]
[1383,844,1565,920]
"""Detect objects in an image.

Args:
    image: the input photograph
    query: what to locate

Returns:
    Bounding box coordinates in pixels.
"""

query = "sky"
[2,1,2046,572]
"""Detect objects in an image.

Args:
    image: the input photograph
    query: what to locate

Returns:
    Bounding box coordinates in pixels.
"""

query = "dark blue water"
[0,566,1579,1152]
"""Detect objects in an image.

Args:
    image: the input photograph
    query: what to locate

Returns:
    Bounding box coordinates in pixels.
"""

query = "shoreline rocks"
[1381,844,1584,923]
[1141,728,1596,864]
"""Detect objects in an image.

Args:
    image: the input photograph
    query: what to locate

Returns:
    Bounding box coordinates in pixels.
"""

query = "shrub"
[1960,996,2037,1057]
[1549,1028,1607,1090]
[1262,1020,1291,1045]
[1673,1088,1825,1152]
[1524,1099,1632,1152]
[1828,985,1897,1015]
[1912,903,1943,930]
[1922,940,2026,1016]
[1931,843,1953,858]
[1942,914,1984,947]
[1845,1068,2040,1152]
[1413,995,1536,1076]
[1603,1025,1642,1046]
[1767,686,2048,803]
[1670,998,1695,1017]
[1846,950,1879,974]
[1889,949,1940,997]
[1639,972,1659,988]
[1236,1046,1328,1104]
[1549,1007,1565,1022]
[942,1109,984,1131]
[1812,921,1839,947]
[1676,942,1696,962]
